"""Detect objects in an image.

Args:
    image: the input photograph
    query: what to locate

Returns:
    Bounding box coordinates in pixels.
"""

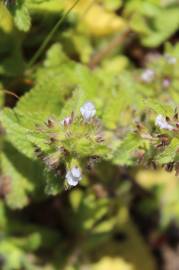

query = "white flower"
[141,69,155,83]
[155,114,174,130]
[66,166,82,186]
[163,78,170,88]
[80,101,96,121]
[165,54,177,65]
[60,116,71,126]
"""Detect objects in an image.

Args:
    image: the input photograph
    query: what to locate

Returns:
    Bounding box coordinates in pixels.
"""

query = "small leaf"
[11,0,31,32]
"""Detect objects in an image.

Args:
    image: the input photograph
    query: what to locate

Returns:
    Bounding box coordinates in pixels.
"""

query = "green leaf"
[155,138,179,164]
[27,0,65,13]
[45,170,63,196]
[142,8,179,47]
[0,240,28,270]
[129,3,179,47]
[0,3,25,76]
[1,142,45,209]
[113,133,143,165]
[17,44,100,122]
[144,99,174,116]
[11,0,31,32]
[0,108,48,158]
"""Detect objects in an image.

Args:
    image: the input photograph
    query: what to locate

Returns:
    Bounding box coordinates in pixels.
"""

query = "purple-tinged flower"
[61,116,72,126]
[155,115,174,130]
[80,102,96,121]
[141,69,155,83]
[66,166,82,186]
[163,78,171,88]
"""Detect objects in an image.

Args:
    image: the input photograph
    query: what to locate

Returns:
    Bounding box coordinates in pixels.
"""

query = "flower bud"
[60,116,72,126]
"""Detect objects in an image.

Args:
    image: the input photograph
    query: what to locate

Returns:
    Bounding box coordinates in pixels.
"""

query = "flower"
[163,78,171,88]
[165,54,177,65]
[60,116,72,126]
[155,114,174,130]
[80,102,96,121]
[141,69,155,83]
[66,166,82,186]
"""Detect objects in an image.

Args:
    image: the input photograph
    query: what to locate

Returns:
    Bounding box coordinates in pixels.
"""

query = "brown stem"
[88,28,132,69]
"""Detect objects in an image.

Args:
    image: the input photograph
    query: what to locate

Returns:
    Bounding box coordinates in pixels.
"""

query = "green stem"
[28,0,80,68]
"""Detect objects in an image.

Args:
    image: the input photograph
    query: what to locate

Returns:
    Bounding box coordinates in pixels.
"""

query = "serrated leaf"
[11,0,31,32]
[144,99,174,116]
[1,142,45,209]
[0,108,48,159]
[155,138,179,164]
[17,44,101,121]
[113,133,143,165]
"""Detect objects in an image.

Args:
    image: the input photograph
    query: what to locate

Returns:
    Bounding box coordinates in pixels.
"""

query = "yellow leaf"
[0,3,14,33]
[28,0,65,12]
[66,0,126,36]
[135,169,179,226]
[88,209,157,270]
[92,257,133,270]
[136,169,178,190]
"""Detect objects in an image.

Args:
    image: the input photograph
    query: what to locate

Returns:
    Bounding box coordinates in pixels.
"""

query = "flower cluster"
[61,101,96,126]
[60,101,96,186]
[63,102,96,187]
[36,101,106,188]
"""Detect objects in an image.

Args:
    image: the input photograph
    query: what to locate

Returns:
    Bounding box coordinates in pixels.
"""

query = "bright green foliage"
[0,3,25,76]
[125,1,179,47]
[0,202,61,269]
[11,0,31,32]
[1,0,179,269]
[1,142,45,208]
[113,133,144,166]
[155,138,179,164]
